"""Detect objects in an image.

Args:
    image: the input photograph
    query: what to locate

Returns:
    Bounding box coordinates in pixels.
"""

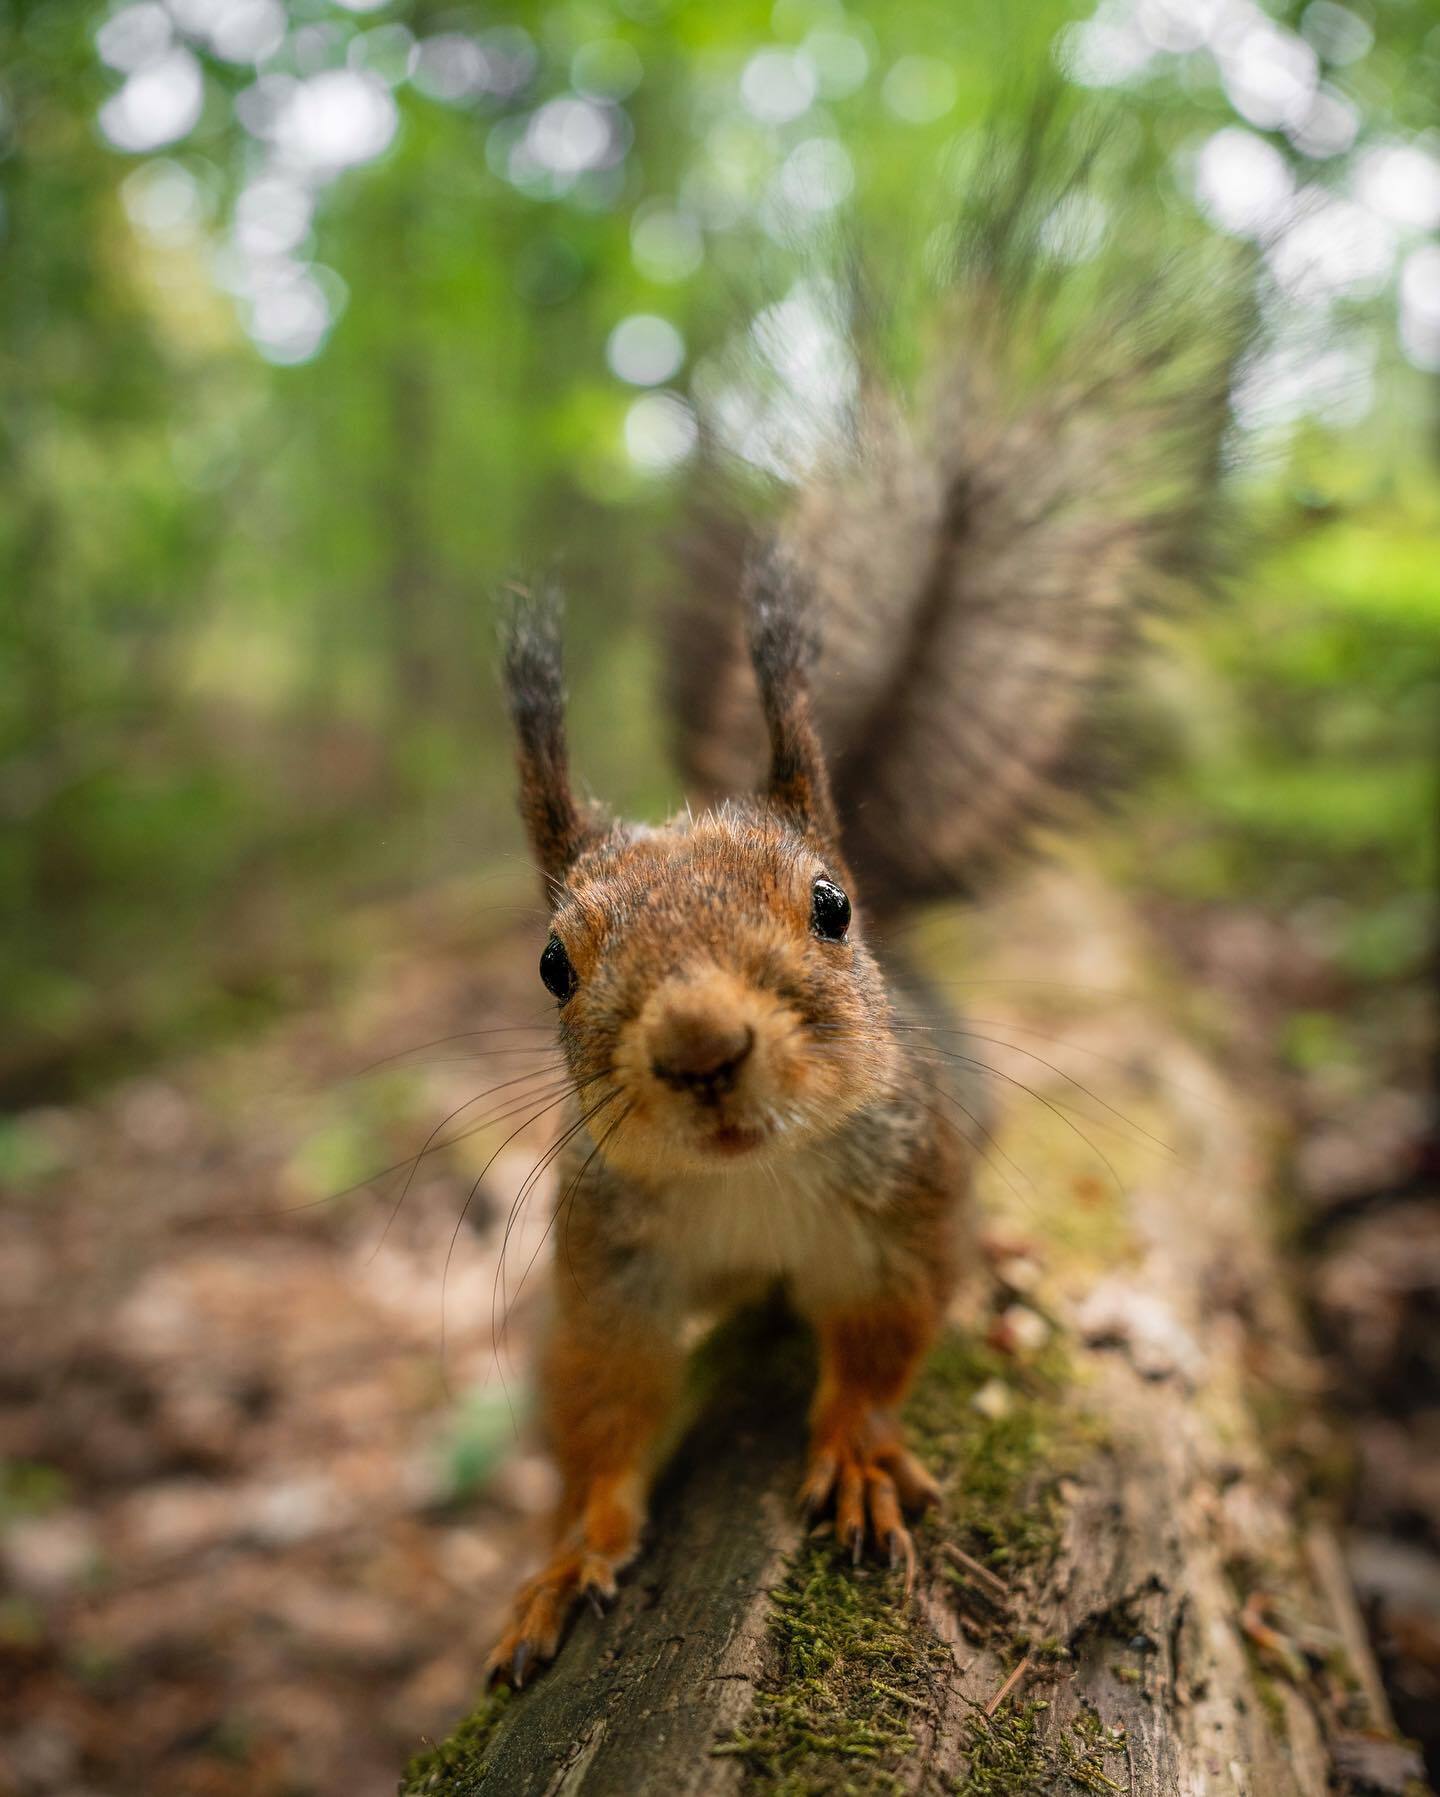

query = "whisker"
[492,1093,618,1343]
[798,1026,1131,1196]
[360,1064,582,1263]
[484,1088,624,1410]
[901,1042,1167,1159]
[769,1037,1031,1203]
[890,1022,1174,1155]
[334,1063,572,1199]
[905,1069,1035,1205]
[335,1021,558,1082]
[216,1068,576,1224]
[345,1048,566,1074]
[800,1018,1172,1161]
[510,1100,634,1347]
[899,1044,1129,1199]
[895,974,1136,999]
[891,1013,1230,1115]
[438,1086,601,1399]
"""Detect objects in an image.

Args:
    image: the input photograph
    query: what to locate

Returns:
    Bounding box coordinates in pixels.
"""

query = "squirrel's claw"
[801,1422,936,1594]
[885,1526,918,1597]
[583,1580,615,1620]
[486,1542,629,1690]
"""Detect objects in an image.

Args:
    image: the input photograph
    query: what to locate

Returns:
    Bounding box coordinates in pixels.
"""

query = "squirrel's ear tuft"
[500,580,599,902]
[744,548,838,845]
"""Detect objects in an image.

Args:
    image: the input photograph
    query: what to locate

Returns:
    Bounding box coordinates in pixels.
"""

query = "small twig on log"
[942,1542,1012,1605]
[985,1654,1033,1718]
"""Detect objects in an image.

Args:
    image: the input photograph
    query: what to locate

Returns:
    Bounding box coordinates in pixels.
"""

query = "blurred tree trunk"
[402,874,1429,1797]
[382,346,437,757]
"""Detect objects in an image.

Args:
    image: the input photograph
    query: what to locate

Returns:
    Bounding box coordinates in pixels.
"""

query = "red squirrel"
[485,134,1250,1687]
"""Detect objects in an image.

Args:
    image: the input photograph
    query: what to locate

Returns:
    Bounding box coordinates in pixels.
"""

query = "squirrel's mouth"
[706,1123,769,1156]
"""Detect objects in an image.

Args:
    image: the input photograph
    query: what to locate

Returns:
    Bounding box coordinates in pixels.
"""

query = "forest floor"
[0,866,1435,1797]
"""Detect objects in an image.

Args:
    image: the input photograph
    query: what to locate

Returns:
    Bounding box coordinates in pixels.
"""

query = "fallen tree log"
[402,873,1429,1797]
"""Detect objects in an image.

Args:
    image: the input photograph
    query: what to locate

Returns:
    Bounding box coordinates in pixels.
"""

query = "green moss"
[952,1701,1048,1796]
[725,1330,1101,1792]
[1249,1664,1288,1738]
[908,1333,1089,1579]
[956,1701,1128,1796]
[401,1690,509,1796]
[716,1545,946,1793]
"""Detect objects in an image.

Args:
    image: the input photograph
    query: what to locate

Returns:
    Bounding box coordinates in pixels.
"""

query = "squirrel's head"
[502,561,897,1177]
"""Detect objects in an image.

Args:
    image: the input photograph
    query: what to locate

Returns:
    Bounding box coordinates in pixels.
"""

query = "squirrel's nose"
[650,1015,755,1098]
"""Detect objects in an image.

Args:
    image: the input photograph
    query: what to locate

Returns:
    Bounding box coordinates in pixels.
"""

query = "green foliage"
[1131,475,1438,986]
[2,0,1435,1084]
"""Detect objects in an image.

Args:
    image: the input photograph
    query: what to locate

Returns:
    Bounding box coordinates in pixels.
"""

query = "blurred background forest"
[2,0,1435,1097]
[2,0,1438,1793]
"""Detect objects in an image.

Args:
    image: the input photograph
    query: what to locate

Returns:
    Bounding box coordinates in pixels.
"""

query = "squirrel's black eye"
[811,878,851,942]
[540,935,578,1003]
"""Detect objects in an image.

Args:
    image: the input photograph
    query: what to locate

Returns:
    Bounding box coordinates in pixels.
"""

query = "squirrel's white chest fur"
[643,1144,885,1312]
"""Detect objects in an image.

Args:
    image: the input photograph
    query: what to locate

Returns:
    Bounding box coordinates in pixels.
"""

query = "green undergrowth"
[723,1330,1102,1793]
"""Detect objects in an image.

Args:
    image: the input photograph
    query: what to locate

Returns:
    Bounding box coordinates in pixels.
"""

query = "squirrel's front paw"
[485,1544,627,1689]
[800,1421,939,1594]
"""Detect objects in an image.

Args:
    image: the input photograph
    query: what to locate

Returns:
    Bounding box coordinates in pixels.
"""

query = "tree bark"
[402,872,1429,1797]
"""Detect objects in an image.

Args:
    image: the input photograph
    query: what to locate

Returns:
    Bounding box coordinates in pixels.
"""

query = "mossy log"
[403,875,1428,1797]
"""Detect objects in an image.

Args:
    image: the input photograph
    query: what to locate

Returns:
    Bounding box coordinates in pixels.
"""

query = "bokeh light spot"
[235,175,314,257]
[121,159,204,242]
[96,3,172,74]
[208,0,286,66]
[624,392,698,472]
[802,29,869,99]
[1353,144,1440,232]
[1300,0,1373,67]
[1221,23,1318,132]
[1400,243,1440,371]
[526,97,622,176]
[882,55,957,123]
[630,203,704,283]
[776,137,853,213]
[1192,126,1294,237]
[1288,86,1360,159]
[739,49,817,124]
[99,49,204,153]
[607,314,685,385]
[274,71,398,173]
[1269,196,1395,306]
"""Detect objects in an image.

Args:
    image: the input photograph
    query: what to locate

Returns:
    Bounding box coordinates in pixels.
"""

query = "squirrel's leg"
[486,1302,680,1687]
[798,1295,942,1593]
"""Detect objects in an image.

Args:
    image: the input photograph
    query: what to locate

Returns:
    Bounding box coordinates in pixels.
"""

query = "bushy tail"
[666,110,1255,917]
